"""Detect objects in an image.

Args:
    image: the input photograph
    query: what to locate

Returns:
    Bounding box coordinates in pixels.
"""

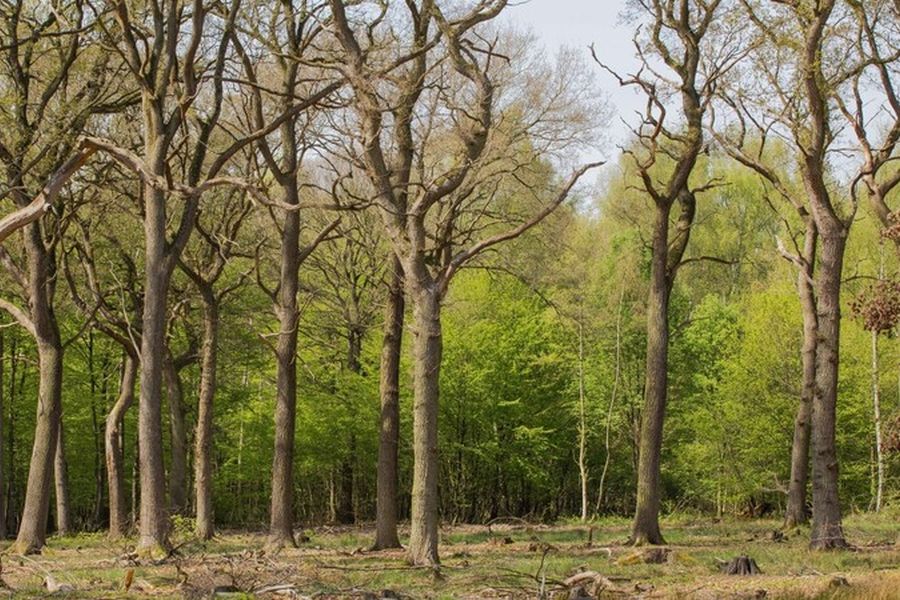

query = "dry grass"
[0,513,896,599]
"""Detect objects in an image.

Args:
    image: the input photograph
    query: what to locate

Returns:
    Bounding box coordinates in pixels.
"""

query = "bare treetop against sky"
[503,0,641,145]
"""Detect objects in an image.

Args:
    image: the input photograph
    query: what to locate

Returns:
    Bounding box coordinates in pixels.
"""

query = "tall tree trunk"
[136,183,173,557]
[374,257,403,550]
[336,438,355,524]
[90,342,108,528]
[596,286,625,513]
[6,338,17,537]
[0,329,5,539]
[131,428,139,529]
[195,296,218,540]
[407,284,442,566]
[106,354,137,539]
[576,321,589,522]
[870,329,884,512]
[88,333,99,527]
[13,223,63,554]
[809,233,848,549]
[337,326,363,525]
[785,222,817,528]
[53,420,71,535]
[268,181,301,550]
[631,207,670,546]
[870,245,887,512]
[164,353,188,515]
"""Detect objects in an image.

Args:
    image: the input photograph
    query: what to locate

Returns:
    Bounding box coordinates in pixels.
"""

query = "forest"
[0,0,899,598]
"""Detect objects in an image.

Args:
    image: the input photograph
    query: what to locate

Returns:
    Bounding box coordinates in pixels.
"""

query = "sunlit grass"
[0,514,896,598]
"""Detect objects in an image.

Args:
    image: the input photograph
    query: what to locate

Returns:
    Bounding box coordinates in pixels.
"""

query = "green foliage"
[0,147,896,533]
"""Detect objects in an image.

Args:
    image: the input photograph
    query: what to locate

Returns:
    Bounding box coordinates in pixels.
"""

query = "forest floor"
[0,513,897,599]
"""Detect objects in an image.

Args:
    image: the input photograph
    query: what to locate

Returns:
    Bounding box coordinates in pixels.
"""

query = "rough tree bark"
[11,224,64,554]
[595,0,719,547]
[834,2,900,514]
[329,0,597,565]
[137,194,173,556]
[0,0,116,551]
[407,285,443,566]
[226,4,339,548]
[99,0,243,556]
[0,330,5,540]
[268,178,302,550]
[53,420,71,535]
[808,230,848,549]
[164,352,188,516]
[632,207,673,546]
[784,220,817,529]
[632,184,698,545]
[106,354,137,539]
[0,0,115,551]
[195,293,218,540]
[797,0,848,550]
[66,219,145,541]
[178,190,251,541]
[374,257,404,549]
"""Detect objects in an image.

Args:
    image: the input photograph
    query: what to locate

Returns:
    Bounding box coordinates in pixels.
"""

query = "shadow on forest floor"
[0,513,897,599]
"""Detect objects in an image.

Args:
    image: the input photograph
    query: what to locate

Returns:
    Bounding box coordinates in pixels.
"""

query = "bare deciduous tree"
[65,197,144,539]
[328,0,601,565]
[229,0,342,550]
[178,189,254,539]
[709,110,819,527]
[596,0,731,545]
[721,0,896,548]
[0,1,128,553]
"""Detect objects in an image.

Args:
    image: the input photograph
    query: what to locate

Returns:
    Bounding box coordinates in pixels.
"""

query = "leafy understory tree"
[850,249,900,513]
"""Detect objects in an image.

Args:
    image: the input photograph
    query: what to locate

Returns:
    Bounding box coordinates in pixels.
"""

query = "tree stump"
[615,547,671,566]
[567,585,594,600]
[643,547,671,564]
[721,555,762,575]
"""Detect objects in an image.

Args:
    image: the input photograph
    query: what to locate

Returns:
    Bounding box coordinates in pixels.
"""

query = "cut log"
[563,571,613,589]
[562,571,614,598]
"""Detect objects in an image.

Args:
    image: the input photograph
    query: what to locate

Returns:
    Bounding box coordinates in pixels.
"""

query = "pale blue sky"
[501,0,642,151]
